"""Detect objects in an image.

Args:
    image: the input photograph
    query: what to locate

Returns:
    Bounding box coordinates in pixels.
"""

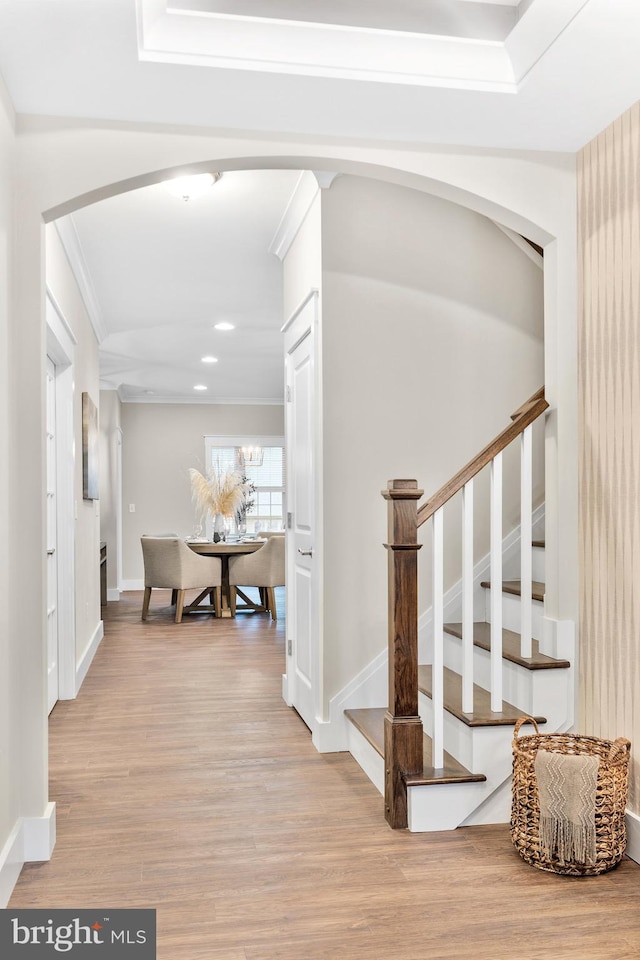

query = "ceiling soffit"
[139,0,589,91]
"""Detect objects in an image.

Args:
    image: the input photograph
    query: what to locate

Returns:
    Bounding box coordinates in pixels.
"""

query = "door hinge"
[287,511,293,529]
[287,637,292,656]
[286,384,292,402]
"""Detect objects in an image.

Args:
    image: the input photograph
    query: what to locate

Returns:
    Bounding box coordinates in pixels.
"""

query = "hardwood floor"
[10,591,640,958]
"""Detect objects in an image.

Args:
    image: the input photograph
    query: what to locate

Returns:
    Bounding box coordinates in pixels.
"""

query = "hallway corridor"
[9,593,640,959]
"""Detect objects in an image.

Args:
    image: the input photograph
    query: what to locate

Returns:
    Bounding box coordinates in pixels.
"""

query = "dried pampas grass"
[189,467,245,518]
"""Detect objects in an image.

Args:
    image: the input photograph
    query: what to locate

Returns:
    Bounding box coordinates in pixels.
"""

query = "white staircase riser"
[408,781,487,832]
[442,632,572,717]
[345,721,384,796]
[484,589,544,636]
[460,778,513,827]
[420,694,519,775]
[532,545,545,582]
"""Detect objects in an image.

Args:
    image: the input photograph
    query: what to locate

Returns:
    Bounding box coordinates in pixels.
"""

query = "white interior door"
[284,292,318,733]
[46,357,59,714]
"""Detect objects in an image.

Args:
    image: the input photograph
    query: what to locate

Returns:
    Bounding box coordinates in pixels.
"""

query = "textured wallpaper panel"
[578,102,640,811]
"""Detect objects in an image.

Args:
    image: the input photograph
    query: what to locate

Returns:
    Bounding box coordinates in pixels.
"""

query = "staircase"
[344,391,576,831]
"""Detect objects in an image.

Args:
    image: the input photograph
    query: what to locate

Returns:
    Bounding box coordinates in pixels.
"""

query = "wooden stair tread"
[418,665,547,727]
[480,579,545,602]
[344,707,486,786]
[532,539,545,548]
[442,622,570,670]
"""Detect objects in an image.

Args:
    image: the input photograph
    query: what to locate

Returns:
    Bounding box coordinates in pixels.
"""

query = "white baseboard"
[625,808,640,865]
[0,820,24,908]
[76,620,104,693]
[23,802,56,862]
[0,803,57,908]
[313,648,388,753]
[107,588,120,601]
[120,579,144,592]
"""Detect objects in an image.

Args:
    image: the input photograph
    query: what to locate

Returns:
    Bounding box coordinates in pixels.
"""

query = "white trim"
[269,171,338,261]
[46,297,77,703]
[281,288,319,335]
[493,221,543,269]
[204,434,285,448]
[75,621,104,693]
[625,809,640,866]
[120,392,284,405]
[313,647,388,753]
[45,285,78,349]
[23,803,57,863]
[121,579,144,592]
[54,216,108,343]
[0,820,24,908]
[115,427,123,596]
[107,588,121,602]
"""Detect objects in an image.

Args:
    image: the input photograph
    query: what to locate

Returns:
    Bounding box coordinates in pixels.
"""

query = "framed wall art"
[82,391,99,500]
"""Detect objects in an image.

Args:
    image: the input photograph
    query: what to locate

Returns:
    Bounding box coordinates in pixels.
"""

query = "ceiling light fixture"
[193,384,208,391]
[164,172,221,202]
[214,322,235,331]
[201,356,218,363]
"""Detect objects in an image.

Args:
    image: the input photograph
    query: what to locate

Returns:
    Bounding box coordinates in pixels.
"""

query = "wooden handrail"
[416,389,548,528]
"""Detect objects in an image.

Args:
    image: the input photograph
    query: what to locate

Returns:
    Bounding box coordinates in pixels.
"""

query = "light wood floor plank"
[9,590,640,958]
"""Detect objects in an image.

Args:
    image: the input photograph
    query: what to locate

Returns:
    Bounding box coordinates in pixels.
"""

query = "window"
[204,435,285,534]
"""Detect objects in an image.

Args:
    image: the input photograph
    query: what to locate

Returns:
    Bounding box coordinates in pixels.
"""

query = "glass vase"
[213,513,226,542]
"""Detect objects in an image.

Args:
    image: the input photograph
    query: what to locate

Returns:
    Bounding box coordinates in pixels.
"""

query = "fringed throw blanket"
[534,749,599,864]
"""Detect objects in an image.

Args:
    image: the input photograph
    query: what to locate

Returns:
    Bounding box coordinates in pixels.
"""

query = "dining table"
[185,537,266,617]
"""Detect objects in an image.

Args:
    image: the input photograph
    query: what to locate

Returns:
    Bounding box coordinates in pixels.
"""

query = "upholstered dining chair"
[228,533,285,620]
[140,536,222,622]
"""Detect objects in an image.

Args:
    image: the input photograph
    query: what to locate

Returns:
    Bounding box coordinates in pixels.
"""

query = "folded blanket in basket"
[534,749,599,864]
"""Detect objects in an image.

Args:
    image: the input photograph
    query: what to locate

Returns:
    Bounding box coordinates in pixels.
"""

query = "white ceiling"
[1,0,640,404]
[60,169,301,403]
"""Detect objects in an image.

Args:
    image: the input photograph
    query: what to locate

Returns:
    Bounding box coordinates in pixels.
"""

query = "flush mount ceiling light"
[164,172,221,202]
[214,322,235,331]
[201,355,218,363]
[193,384,208,391]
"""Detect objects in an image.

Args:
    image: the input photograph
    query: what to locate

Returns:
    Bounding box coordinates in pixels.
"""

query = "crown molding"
[269,171,339,262]
[118,388,284,405]
[54,216,108,344]
[493,221,543,269]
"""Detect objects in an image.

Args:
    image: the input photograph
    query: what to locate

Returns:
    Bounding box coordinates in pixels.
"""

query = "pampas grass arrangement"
[189,467,246,521]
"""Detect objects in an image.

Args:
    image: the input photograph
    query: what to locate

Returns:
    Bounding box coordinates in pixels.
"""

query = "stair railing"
[382,388,548,828]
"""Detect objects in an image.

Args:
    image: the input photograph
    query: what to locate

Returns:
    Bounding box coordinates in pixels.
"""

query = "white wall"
[45,224,102,671]
[0,73,19,899]
[121,402,285,584]
[319,175,544,703]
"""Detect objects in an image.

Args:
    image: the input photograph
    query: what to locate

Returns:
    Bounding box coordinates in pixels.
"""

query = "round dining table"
[185,538,266,616]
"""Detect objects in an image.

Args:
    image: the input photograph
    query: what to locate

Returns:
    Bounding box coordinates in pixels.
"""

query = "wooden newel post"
[382,479,423,829]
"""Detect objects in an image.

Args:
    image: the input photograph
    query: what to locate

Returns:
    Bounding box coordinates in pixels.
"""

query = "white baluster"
[432,507,444,769]
[520,425,533,659]
[462,480,474,713]
[490,453,503,712]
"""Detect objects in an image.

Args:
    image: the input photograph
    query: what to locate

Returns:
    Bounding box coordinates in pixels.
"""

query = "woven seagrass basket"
[511,717,631,876]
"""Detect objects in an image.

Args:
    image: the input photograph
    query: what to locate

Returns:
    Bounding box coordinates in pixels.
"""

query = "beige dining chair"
[228,533,285,620]
[140,536,222,622]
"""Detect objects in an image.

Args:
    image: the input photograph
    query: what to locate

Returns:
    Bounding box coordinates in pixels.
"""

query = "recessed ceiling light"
[164,172,222,202]
[201,355,218,363]
[214,322,235,331]
[193,384,208,391]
